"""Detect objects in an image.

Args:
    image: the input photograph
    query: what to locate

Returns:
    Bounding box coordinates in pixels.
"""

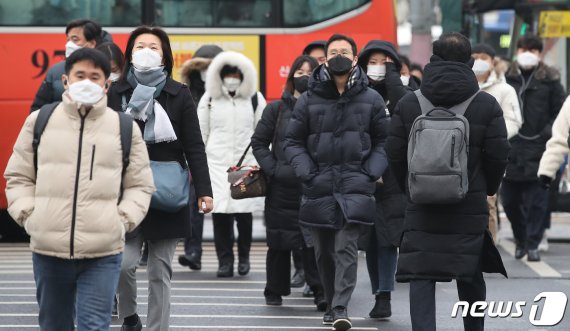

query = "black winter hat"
[472,43,496,58]
[358,40,401,71]
[303,40,327,55]
[194,44,224,59]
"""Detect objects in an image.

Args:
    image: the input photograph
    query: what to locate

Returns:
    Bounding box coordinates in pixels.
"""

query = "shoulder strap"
[121,94,128,112]
[33,102,59,174]
[251,92,258,112]
[236,143,251,168]
[272,102,283,147]
[118,111,133,202]
[414,90,480,116]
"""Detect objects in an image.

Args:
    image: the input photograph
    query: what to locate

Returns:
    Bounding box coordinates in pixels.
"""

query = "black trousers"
[501,179,548,250]
[409,269,486,331]
[265,248,292,296]
[212,213,252,266]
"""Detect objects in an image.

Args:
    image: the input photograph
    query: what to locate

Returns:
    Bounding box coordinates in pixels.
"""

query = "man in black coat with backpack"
[386,32,510,331]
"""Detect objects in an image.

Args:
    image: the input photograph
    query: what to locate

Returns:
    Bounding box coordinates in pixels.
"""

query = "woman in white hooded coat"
[197,51,266,277]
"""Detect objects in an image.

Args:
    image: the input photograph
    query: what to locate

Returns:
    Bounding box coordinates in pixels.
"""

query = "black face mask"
[293,75,310,93]
[327,55,354,76]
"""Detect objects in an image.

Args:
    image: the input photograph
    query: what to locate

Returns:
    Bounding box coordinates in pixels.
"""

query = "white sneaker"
[538,232,549,252]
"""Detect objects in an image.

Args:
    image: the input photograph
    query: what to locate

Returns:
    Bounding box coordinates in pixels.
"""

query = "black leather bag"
[227,144,267,199]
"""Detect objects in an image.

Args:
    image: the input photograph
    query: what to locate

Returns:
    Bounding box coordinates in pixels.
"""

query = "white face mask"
[472,59,491,76]
[65,40,82,58]
[109,72,120,82]
[223,77,241,92]
[400,75,410,86]
[367,64,386,81]
[517,51,539,70]
[132,48,163,71]
[68,79,105,106]
[200,70,207,82]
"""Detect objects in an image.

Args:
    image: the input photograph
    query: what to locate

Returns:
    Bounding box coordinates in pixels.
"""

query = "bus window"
[283,0,370,27]
[0,0,140,26]
[156,0,274,27]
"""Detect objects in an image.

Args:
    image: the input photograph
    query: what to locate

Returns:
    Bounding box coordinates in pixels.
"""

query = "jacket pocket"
[89,145,96,180]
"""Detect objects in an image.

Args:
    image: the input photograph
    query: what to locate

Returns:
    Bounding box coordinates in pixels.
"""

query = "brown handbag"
[227,143,268,199]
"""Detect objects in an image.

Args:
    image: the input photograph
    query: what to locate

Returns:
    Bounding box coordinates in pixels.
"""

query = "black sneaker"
[265,293,283,306]
[322,308,333,325]
[178,252,202,270]
[514,246,527,259]
[332,306,352,331]
[527,249,541,262]
[238,258,250,276]
[314,292,327,312]
[216,264,233,277]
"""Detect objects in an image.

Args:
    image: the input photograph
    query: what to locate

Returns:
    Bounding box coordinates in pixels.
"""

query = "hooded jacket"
[5,93,155,259]
[251,91,303,249]
[197,51,266,214]
[284,64,389,229]
[386,55,510,282]
[180,45,223,105]
[479,70,522,139]
[505,62,566,181]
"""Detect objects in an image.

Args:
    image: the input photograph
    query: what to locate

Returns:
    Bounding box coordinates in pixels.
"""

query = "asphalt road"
[0,233,569,331]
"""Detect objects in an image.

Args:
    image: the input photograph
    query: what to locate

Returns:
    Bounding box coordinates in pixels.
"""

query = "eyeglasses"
[327,49,352,57]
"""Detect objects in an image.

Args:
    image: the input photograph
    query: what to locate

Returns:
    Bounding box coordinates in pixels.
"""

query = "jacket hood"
[478,70,505,90]
[194,44,223,59]
[180,57,212,85]
[420,55,479,107]
[358,40,402,71]
[205,51,257,99]
[506,61,561,82]
[308,63,369,99]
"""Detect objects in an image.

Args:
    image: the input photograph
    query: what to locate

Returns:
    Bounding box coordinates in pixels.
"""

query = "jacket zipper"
[70,113,88,258]
[89,145,95,180]
[450,136,455,167]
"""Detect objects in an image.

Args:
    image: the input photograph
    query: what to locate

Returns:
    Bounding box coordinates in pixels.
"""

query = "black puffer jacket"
[251,92,302,250]
[505,62,566,181]
[386,56,510,282]
[284,64,389,229]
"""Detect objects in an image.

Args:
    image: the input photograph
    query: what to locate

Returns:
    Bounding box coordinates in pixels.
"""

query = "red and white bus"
[0,0,396,239]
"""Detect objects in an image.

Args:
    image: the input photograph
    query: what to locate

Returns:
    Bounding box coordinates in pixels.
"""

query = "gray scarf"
[126,67,176,144]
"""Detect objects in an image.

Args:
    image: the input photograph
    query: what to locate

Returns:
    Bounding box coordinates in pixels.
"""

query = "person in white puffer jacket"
[472,43,523,243]
[197,51,266,277]
[538,96,570,186]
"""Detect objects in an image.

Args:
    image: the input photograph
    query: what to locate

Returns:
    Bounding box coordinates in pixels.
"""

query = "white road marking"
[498,239,562,278]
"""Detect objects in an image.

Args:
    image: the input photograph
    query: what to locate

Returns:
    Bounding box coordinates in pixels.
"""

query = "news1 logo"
[451,292,568,326]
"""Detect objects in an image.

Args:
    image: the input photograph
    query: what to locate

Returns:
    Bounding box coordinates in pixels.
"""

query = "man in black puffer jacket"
[386,33,510,331]
[284,34,389,331]
[502,35,566,262]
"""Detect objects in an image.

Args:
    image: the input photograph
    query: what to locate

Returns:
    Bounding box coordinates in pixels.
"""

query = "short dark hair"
[472,43,496,58]
[517,34,543,52]
[410,62,424,75]
[65,19,103,45]
[325,34,357,56]
[220,65,243,80]
[285,55,318,94]
[398,54,411,70]
[96,42,125,72]
[122,26,174,80]
[65,48,111,78]
[433,32,472,63]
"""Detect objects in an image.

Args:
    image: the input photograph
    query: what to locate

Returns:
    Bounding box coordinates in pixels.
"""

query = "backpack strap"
[33,102,60,175]
[415,90,480,116]
[118,111,133,202]
[251,92,258,112]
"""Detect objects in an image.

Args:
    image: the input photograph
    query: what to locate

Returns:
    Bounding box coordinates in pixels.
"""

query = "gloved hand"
[539,175,552,190]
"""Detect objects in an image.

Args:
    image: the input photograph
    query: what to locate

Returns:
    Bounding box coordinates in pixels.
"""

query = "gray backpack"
[407,90,479,204]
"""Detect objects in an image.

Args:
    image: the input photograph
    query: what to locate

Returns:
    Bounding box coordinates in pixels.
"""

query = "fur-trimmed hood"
[205,51,257,99]
[180,57,212,85]
[507,61,561,81]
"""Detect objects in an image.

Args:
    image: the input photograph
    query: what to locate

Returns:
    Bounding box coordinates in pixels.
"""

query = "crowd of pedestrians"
[4,17,569,331]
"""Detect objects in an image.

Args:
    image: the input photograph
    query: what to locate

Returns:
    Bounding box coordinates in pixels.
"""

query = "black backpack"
[32,102,132,190]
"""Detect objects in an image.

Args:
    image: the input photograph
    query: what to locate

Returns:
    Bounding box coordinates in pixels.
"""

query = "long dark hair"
[121,26,174,82]
[96,42,125,73]
[285,55,318,93]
